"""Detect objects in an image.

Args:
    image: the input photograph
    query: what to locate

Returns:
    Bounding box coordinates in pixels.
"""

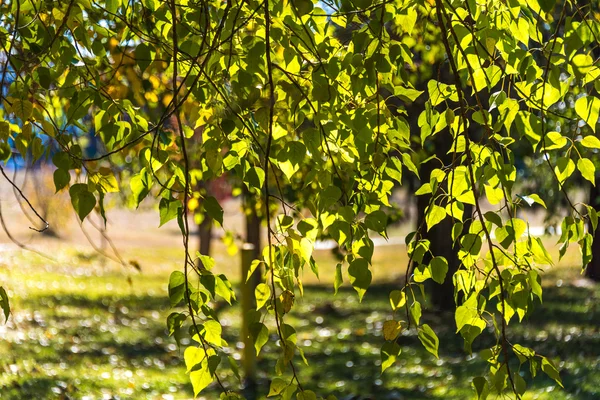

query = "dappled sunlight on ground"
[0,244,599,399]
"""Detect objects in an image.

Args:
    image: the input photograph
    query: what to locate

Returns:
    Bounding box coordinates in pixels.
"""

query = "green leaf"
[320,185,342,210]
[197,253,216,270]
[581,135,600,149]
[484,184,504,205]
[167,312,186,336]
[245,166,265,189]
[53,169,70,192]
[428,80,458,106]
[389,290,406,310]
[401,153,420,178]
[528,270,543,301]
[410,301,422,326]
[296,390,317,400]
[0,287,9,322]
[255,283,271,310]
[514,372,527,396]
[537,0,557,13]
[52,151,72,170]
[587,205,598,232]
[204,196,224,226]
[227,355,241,383]
[348,258,371,301]
[130,170,151,207]
[472,376,489,400]
[277,141,306,180]
[207,150,223,174]
[577,158,595,185]
[365,210,387,234]
[385,157,403,183]
[572,54,594,77]
[159,198,181,227]
[543,131,567,150]
[520,194,546,208]
[426,205,446,231]
[0,143,11,163]
[184,346,214,396]
[456,299,481,333]
[250,322,269,355]
[472,66,502,93]
[135,42,154,72]
[394,85,424,102]
[105,0,121,13]
[381,341,401,373]
[201,320,222,346]
[334,263,343,295]
[69,184,96,221]
[0,121,9,141]
[168,271,186,307]
[268,378,288,397]
[575,95,600,133]
[282,384,298,400]
[294,0,313,16]
[215,274,234,304]
[418,324,439,358]
[394,7,418,34]
[580,232,593,267]
[37,67,52,89]
[184,346,206,373]
[541,357,563,387]
[430,256,448,284]
[554,157,575,187]
[12,99,33,121]
[246,260,262,282]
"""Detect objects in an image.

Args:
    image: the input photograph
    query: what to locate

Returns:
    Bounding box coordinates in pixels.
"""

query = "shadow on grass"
[2,277,600,399]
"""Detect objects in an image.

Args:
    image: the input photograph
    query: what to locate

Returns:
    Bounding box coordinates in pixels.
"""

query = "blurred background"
[0,168,598,400]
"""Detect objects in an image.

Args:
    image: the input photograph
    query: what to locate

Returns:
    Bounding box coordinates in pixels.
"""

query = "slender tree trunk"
[198,213,213,256]
[240,244,258,399]
[587,181,600,281]
[245,203,261,262]
[241,187,261,398]
[197,180,213,259]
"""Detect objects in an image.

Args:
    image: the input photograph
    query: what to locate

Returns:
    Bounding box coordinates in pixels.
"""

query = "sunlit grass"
[0,239,598,399]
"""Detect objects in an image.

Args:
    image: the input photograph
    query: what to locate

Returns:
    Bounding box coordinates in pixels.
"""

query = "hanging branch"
[434,1,519,396]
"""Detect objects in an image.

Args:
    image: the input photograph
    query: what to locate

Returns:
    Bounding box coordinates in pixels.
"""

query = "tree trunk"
[245,204,261,263]
[586,38,600,281]
[415,162,463,310]
[587,181,600,281]
[414,133,472,311]
[197,179,213,261]
[241,188,262,398]
[198,213,213,256]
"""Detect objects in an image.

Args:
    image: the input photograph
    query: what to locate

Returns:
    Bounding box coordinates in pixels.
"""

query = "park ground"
[0,176,598,399]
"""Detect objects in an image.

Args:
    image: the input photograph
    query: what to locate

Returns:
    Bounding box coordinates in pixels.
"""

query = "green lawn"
[0,244,599,399]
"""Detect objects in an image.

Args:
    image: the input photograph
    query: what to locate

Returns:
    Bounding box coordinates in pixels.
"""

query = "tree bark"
[241,187,262,398]
[245,203,261,263]
[197,179,213,259]
[198,212,213,256]
[587,181,600,281]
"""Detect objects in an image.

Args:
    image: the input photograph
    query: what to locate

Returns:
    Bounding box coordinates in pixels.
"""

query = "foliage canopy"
[0,0,599,398]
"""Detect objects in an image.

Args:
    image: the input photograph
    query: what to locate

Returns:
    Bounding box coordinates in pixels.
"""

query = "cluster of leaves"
[0,0,599,398]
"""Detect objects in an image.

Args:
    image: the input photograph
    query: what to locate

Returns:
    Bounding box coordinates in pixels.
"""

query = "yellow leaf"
[279,290,295,314]
[383,320,402,341]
